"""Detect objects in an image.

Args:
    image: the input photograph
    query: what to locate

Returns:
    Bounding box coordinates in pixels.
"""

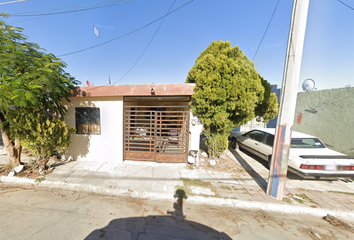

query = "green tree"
[255,76,279,123]
[0,13,79,167]
[186,40,278,157]
[9,110,75,171]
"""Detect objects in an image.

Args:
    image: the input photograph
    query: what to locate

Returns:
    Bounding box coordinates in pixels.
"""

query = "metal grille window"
[75,107,101,134]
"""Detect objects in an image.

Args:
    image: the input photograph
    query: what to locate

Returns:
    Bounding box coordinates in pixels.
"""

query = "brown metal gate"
[124,99,189,163]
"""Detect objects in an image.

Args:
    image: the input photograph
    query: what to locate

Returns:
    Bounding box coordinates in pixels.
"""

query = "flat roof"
[70,83,195,98]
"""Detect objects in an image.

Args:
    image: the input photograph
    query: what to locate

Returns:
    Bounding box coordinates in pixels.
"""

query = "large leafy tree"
[186,40,278,157]
[0,13,79,167]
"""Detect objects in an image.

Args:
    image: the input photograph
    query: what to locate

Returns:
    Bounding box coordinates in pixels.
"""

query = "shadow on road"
[84,189,232,240]
[228,146,268,192]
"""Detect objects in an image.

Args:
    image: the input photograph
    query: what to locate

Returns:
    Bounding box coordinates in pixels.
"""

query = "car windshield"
[290,138,326,148]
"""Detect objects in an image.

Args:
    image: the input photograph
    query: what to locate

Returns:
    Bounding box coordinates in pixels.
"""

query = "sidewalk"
[1,149,354,222]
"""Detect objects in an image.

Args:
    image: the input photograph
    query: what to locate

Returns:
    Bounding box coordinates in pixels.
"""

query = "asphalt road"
[1,185,354,240]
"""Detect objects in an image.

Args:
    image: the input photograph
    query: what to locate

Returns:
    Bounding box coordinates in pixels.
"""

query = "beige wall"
[64,97,124,163]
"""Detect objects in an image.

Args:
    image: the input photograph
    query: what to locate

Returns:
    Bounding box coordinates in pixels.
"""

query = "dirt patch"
[298,227,334,240]
[0,152,55,180]
[323,214,354,234]
[186,149,246,178]
[0,162,47,180]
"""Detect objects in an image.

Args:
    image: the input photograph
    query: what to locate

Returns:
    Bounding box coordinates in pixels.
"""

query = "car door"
[241,130,266,158]
[258,133,274,161]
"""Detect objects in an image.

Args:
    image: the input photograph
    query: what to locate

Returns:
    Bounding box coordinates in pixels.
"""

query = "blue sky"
[2,0,354,91]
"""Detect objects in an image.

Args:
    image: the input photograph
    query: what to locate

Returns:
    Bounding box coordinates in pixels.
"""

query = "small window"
[264,134,274,146]
[244,130,266,142]
[75,107,101,135]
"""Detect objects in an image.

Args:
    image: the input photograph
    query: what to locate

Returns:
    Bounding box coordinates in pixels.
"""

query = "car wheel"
[231,138,239,150]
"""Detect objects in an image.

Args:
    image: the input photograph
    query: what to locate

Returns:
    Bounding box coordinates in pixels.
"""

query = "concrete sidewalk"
[1,149,354,222]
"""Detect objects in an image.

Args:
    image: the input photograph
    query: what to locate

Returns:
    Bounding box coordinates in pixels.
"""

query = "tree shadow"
[84,189,232,240]
[228,143,268,192]
[63,100,94,161]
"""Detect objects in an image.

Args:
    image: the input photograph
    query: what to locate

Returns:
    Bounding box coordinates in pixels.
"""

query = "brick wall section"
[293,87,354,156]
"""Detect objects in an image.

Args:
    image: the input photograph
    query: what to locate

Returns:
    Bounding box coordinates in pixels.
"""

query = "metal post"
[266,0,310,200]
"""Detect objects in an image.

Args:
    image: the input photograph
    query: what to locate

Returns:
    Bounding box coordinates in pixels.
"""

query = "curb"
[2,176,354,223]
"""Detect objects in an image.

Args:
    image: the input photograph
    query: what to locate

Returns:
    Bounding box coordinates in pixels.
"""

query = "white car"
[229,128,354,179]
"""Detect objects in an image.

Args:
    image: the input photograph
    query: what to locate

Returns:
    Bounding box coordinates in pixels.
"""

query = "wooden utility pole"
[266,0,310,200]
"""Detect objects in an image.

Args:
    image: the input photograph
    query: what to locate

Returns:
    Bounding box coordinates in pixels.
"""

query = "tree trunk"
[0,112,22,167]
[37,158,49,173]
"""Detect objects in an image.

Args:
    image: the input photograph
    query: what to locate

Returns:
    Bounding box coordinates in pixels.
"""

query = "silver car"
[229,128,354,179]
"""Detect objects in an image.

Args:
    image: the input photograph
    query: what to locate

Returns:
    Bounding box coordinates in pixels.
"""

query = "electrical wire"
[58,0,194,57]
[12,0,123,15]
[114,0,176,83]
[10,0,135,17]
[0,0,27,5]
[337,0,354,11]
[252,0,281,61]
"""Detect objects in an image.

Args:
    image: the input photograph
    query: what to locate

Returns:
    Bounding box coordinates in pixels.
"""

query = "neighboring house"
[64,83,203,164]
[265,84,353,156]
[235,118,267,132]
[293,87,354,156]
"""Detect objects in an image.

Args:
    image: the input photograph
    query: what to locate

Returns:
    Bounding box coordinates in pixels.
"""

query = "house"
[64,83,203,164]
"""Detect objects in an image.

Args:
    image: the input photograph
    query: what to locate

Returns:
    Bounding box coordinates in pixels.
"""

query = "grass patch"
[293,193,317,204]
[178,178,216,197]
[35,176,45,183]
[220,185,232,191]
[329,191,354,196]
[296,193,311,201]
[293,196,304,204]
[0,164,12,174]
[282,197,292,204]
[181,178,211,188]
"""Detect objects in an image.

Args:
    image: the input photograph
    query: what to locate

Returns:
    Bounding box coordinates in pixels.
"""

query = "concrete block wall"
[293,87,354,156]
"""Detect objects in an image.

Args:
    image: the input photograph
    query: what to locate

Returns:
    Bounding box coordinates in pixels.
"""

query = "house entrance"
[124,96,190,163]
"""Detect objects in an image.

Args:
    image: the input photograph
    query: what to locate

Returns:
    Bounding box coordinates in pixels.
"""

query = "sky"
[1,0,354,91]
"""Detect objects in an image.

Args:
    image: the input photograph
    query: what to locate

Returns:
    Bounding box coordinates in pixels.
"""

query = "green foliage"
[186,40,278,157]
[255,76,279,123]
[10,110,75,163]
[204,131,229,158]
[0,13,79,116]
[0,13,79,166]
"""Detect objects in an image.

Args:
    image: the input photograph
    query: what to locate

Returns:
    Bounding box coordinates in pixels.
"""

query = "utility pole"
[266,0,310,200]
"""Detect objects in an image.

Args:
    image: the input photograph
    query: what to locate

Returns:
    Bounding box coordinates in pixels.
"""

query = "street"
[1,185,354,240]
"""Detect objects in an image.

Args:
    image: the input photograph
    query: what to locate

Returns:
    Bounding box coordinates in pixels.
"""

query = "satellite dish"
[302,79,315,91]
[86,80,92,87]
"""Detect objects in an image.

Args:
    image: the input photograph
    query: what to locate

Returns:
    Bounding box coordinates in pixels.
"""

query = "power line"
[58,0,194,57]
[337,0,354,11]
[252,0,281,61]
[115,0,176,83]
[0,0,28,5]
[12,0,122,15]
[10,0,135,17]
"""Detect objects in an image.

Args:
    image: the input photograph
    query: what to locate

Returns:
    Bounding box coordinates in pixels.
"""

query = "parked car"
[229,128,354,179]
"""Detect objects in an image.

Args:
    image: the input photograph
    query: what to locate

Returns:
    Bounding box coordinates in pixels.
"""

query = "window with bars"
[75,107,101,134]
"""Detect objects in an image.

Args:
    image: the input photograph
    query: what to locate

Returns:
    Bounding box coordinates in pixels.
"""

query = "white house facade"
[64,83,202,164]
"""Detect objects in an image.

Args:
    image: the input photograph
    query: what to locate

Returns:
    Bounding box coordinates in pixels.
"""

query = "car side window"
[245,130,266,142]
[264,134,274,146]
